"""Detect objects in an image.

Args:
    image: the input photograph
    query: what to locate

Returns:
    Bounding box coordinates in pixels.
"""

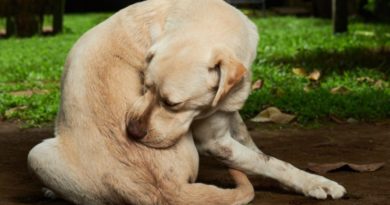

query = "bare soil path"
[1,121,389,205]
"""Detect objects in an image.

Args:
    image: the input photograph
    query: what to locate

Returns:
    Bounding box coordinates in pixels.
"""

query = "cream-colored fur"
[28,0,254,204]
[130,0,346,200]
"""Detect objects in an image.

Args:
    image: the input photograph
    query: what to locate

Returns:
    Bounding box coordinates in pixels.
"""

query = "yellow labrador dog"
[131,0,346,201]
[28,0,345,204]
[28,0,254,205]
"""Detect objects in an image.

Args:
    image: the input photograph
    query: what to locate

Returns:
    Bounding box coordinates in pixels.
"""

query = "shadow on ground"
[0,121,389,205]
[270,46,390,75]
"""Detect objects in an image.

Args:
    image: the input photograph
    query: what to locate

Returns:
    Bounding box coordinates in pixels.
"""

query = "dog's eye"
[161,98,181,108]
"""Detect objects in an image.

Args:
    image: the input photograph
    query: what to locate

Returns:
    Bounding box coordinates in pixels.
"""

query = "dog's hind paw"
[42,187,57,200]
[303,176,346,199]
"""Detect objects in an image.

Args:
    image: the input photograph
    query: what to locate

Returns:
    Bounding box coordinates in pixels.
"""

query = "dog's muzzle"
[127,120,147,139]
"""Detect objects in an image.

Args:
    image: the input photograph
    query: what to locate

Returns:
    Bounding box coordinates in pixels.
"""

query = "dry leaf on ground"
[330,86,350,94]
[250,107,296,124]
[330,115,345,124]
[374,80,386,89]
[357,77,375,83]
[292,68,307,77]
[308,69,321,81]
[354,31,375,37]
[9,89,50,97]
[251,79,264,91]
[356,77,388,89]
[5,106,28,118]
[346,118,358,124]
[307,162,385,174]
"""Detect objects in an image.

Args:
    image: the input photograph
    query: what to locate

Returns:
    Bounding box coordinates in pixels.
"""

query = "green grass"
[0,14,389,126]
[0,13,111,126]
[241,16,390,123]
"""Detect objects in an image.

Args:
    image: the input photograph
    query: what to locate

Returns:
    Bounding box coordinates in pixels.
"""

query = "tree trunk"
[332,0,348,34]
[14,0,42,37]
[53,0,65,34]
[6,17,15,37]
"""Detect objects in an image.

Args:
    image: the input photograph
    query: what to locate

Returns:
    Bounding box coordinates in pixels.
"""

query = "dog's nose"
[127,120,147,139]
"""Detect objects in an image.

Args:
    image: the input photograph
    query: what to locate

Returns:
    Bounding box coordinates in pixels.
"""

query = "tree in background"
[0,0,65,37]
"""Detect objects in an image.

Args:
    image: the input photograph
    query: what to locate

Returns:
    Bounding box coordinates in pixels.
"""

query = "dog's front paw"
[302,176,346,199]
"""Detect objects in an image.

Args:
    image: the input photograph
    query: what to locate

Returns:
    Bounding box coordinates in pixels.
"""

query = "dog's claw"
[42,187,57,199]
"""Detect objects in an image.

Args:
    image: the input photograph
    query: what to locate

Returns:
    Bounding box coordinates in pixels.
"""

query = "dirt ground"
[0,121,389,205]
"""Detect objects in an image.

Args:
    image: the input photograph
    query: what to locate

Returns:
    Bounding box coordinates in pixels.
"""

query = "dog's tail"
[170,169,254,205]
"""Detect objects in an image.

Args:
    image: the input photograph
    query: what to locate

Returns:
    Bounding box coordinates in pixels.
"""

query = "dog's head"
[129,38,251,147]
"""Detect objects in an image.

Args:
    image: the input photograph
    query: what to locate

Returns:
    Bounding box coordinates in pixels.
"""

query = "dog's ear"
[210,49,247,107]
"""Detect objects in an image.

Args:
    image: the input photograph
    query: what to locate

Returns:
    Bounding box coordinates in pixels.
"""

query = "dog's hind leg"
[28,138,99,205]
[100,169,253,205]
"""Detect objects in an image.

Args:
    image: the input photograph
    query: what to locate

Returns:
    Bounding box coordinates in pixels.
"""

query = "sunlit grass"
[0,13,111,125]
[241,16,390,123]
[0,14,389,126]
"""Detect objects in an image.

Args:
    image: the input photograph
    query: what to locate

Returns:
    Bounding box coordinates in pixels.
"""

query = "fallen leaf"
[9,90,34,97]
[374,80,386,89]
[330,86,350,94]
[346,118,358,124]
[270,113,296,124]
[292,68,307,77]
[330,115,345,124]
[354,31,375,37]
[251,79,263,91]
[5,106,28,118]
[251,107,296,124]
[307,162,385,174]
[356,77,375,83]
[308,69,321,81]
[9,89,50,97]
